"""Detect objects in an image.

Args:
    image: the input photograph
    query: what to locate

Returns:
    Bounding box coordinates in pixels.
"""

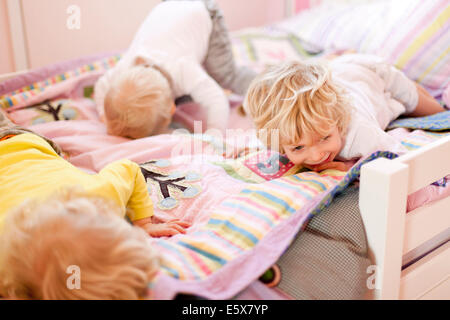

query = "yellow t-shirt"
[0,133,153,231]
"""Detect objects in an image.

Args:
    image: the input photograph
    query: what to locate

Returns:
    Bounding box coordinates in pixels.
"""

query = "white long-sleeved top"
[330,54,419,160]
[95,1,229,131]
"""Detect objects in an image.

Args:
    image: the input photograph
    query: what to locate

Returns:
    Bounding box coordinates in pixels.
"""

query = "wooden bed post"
[359,158,409,300]
[6,0,29,71]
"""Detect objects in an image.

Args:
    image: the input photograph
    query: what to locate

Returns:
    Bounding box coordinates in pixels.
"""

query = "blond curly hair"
[104,62,174,139]
[0,190,159,300]
[244,59,352,153]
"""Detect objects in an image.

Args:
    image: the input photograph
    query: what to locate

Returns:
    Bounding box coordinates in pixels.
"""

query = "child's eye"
[322,135,331,141]
[294,146,304,151]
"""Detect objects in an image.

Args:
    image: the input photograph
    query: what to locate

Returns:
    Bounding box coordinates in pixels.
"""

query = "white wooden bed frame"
[360,135,450,300]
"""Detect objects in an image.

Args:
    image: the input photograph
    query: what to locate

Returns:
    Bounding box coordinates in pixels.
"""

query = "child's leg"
[163,0,256,95]
[342,54,446,118]
[406,83,446,117]
[371,60,445,117]
[200,0,257,96]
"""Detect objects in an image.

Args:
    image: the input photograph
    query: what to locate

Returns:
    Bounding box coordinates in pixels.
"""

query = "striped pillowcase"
[278,0,450,98]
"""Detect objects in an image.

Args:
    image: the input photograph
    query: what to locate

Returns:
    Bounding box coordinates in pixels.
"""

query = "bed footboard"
[359,135,450,300]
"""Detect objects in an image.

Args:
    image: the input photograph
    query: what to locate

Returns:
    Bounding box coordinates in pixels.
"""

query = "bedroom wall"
[1,0,312,73]
[217,0,285,31]
[13,0,290,70]
[0,0,15,74]
[21,0,161,70]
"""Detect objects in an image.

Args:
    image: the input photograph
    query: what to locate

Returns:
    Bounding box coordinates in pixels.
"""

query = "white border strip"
[6,0,29,71]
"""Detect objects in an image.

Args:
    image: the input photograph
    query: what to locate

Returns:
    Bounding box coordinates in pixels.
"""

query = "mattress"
[274,184,371,300]
[236,185,449,300]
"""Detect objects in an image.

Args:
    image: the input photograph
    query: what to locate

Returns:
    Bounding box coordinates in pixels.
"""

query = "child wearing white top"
[243,53,445,171]
[95,0,256,139]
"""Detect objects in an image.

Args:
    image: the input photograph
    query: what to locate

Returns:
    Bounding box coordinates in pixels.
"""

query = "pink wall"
[217,0,286,31]
[0,0,15,74]
[294,0,312,12]
[21,0,161,69]
[2,0,294,72]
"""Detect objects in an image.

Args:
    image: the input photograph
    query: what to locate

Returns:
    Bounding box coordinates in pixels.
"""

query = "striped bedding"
[0,55,121,111]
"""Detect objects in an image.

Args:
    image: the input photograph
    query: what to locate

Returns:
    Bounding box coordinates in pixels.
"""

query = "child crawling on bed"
[0,110,190,299]
[95,0,256,139]
[243,53,445,171]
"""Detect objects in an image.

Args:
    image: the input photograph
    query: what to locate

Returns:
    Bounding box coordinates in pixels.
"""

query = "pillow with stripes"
[277,0,449,98]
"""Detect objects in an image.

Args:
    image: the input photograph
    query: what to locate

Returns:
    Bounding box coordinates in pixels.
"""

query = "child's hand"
[135,218,191,237]
[308,161,353,172]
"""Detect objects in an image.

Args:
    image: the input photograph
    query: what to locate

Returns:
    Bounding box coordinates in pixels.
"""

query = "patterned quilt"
[140,125,448,299]
[143,147,396,299]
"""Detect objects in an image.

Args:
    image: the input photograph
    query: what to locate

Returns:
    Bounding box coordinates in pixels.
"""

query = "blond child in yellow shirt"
[0,110,189,299]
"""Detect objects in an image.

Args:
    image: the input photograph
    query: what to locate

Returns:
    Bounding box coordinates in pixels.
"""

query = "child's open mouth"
[310,154,333,168]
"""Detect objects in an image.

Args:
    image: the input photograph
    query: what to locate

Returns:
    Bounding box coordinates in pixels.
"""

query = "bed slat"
[394,135,450,194]
[419,276,450,300]
[400,242,450,299]
[404,196,450,254]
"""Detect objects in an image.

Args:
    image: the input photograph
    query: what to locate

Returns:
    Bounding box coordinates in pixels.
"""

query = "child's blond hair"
[104,64,173,139]
[0,191,159,300]
[244,60,352,153]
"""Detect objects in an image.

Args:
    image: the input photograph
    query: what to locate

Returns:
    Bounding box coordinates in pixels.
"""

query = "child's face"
[282,126,343,169]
